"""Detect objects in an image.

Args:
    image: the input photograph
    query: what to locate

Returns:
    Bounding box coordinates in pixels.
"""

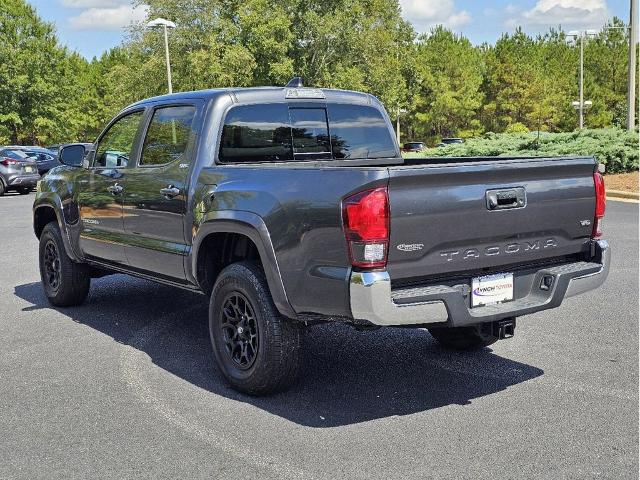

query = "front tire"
[209,262,301,395]
[39,222,90,306]
[428,324,499,350]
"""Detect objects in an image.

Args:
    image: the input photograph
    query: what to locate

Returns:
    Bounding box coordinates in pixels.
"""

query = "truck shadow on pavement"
[15,275,544,428]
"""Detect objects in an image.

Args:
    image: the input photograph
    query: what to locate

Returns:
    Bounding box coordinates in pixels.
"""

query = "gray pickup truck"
[33,81,609,394]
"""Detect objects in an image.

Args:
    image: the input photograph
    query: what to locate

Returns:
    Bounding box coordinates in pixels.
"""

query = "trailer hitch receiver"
[493,318,516,339]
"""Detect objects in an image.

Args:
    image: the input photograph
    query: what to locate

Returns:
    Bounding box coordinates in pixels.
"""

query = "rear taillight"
[592,171,606,239]
[342,187,389,268]
[0,157,19,166]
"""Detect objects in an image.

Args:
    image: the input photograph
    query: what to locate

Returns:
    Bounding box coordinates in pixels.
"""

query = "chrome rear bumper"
[349,240,610,327]
[565,240,611,297]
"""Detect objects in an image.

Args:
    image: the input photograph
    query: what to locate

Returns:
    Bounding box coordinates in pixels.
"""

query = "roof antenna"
[286,77,303,88]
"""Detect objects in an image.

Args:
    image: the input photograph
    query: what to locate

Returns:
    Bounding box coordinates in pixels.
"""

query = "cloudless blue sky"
[27,0,633,60]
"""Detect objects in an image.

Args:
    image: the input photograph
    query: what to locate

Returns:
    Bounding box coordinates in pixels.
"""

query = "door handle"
[107,183,123,195]
[160,185,180,198]
[486,187,526,210]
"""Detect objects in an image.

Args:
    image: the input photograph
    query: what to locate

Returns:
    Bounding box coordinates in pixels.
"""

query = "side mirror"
[59,144,86,167]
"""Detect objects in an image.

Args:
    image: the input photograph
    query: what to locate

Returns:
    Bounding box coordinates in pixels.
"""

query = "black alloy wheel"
[220,292,259,369]
[43,239,61,292]
[209,261,302,395]
[38,222,90,306]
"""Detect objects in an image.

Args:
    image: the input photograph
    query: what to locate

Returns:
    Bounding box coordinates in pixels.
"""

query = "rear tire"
[428,324,498,350]
[39,222,90,306]
[0,181,5,196]
[209,261,301,395]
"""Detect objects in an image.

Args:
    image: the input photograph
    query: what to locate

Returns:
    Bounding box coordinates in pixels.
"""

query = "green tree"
[481,29,543,133]
[289,0,415,110]
[583,17,631,128]
[2,0,636,146]
[410,26,484,139]
[0,0,70,143]
[107,0,415,119]
[112,0,295,99]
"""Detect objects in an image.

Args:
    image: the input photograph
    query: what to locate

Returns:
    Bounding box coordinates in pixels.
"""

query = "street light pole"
[395,107,407,146]
[579,32,585,129]
[163,24,172,94]
[147,18,176,95]
[568,30,597,129]
[628,0,638,130]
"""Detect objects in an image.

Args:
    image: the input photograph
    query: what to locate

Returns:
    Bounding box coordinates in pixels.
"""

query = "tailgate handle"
[486,188,526,210]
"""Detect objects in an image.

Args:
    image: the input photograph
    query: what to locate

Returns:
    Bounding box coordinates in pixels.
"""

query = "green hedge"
[404,129,639,174]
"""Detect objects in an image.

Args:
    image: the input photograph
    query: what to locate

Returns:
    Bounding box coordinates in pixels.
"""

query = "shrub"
[505,122,529,134]
[404,128,638,173]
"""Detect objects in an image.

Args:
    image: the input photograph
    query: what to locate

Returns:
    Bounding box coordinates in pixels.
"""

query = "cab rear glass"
[219,103,396,163]
[1,149,31,159]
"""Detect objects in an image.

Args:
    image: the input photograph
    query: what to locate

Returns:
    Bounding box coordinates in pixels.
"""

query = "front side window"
[140,106,196,166]
[219,104,293,163]
[95,111,144,168]
[328,104,397,159]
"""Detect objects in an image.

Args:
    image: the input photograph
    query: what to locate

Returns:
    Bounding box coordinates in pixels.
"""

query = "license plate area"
[24,166,34,173]
[471,272,514,307]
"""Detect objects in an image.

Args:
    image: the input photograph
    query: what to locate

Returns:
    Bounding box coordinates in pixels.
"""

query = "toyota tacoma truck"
[33,80,610,395]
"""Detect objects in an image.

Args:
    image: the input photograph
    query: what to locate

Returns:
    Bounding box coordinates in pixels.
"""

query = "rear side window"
[140,105,196,166]
[219,102,396,163]
[219,104,293,163]
[328,105,397,159]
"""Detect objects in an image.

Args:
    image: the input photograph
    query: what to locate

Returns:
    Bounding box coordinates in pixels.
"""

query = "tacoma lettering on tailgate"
[439,238,558,262]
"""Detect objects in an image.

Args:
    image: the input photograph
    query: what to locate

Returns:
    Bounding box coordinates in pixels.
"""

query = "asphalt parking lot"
[0,192,637,479]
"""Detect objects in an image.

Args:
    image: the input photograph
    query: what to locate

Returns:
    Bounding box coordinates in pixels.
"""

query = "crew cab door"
[120,103,200,281]
[77,110,145,264]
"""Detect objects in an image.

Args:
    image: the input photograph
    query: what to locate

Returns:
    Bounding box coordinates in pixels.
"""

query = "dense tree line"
[0,0,636,145]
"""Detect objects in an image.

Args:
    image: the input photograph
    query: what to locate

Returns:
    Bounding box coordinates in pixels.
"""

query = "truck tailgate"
[386,156,597,282]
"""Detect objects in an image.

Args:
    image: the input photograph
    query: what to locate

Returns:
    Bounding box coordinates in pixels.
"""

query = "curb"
[607,189,639,201]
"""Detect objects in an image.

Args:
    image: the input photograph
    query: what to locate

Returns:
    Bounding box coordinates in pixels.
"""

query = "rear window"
[219,103,396,163]
[1,149,31,159]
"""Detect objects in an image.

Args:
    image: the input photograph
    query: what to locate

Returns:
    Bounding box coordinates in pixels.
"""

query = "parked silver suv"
[0,148,40,196]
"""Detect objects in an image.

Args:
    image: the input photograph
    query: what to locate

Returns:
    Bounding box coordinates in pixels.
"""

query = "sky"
[27,0,632,59]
